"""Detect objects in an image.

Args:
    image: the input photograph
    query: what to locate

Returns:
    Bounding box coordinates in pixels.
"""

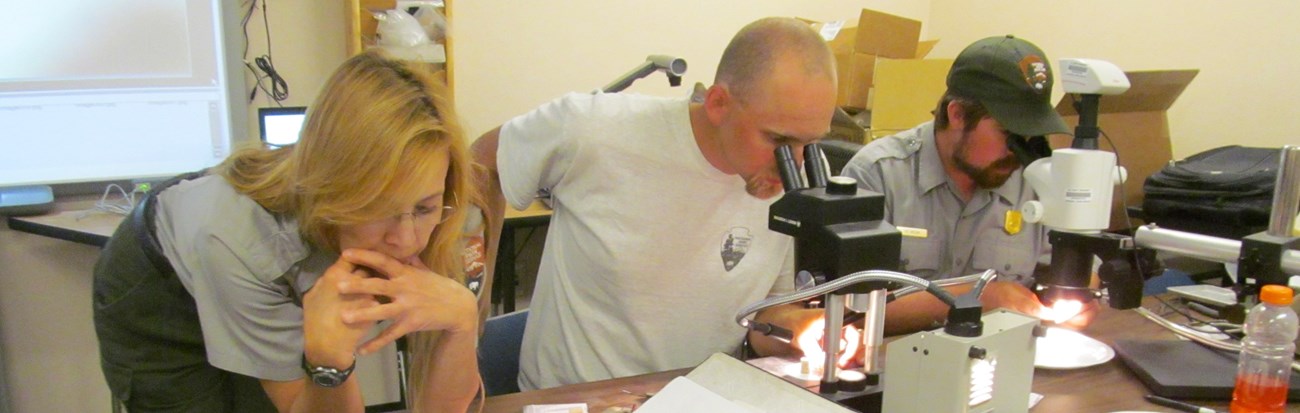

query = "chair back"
[821,140,864,176]
[478,309,528,396]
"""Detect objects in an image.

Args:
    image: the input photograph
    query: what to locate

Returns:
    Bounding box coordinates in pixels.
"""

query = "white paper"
[522,403,587,413]
[636,377,762,413]
[676,353,854,413]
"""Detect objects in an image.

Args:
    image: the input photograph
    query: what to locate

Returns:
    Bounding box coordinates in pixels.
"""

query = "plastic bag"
[412,5,447,42]
[376,9,428,48]
[373,9,446,63]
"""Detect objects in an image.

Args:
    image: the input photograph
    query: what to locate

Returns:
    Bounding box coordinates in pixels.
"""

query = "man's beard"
[953,132,1021,189]
[744,168,784,199]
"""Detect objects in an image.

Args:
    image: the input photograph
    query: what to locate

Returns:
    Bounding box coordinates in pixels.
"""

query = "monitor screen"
[259,106,307,146]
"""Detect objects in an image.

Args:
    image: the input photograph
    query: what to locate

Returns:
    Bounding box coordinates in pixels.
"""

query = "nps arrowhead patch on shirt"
[720,227,753,271]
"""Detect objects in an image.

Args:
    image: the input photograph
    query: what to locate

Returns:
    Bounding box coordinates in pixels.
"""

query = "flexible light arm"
[597,55,687,93]
[735,270,955,328]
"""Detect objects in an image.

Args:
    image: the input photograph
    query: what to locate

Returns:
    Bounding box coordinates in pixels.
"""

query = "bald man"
[473,17,836,390]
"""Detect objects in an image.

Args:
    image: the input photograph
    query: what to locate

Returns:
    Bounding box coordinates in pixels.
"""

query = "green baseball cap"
[947,35,1070,137]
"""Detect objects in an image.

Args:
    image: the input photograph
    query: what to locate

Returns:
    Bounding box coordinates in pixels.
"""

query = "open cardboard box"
[808,9,935,110]
[1050,69,1199,230]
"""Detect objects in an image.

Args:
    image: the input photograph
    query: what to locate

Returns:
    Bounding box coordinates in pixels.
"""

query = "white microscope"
[1021,58,1164,312]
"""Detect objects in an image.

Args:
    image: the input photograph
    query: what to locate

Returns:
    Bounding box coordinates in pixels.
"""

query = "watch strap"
[301,353,356,387]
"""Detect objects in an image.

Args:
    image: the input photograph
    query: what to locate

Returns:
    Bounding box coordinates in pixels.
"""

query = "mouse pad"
[1113,339,1300,400]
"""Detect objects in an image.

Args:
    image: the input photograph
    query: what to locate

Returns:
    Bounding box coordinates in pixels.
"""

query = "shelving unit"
[345,0,454,91]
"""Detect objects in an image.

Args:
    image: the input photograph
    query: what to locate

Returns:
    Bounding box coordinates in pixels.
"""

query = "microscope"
[1021,58,1163,312]
[736,144,1041,413]
[766,143,900,410]
[730,59,1297,413]
[1024,59,1300,313]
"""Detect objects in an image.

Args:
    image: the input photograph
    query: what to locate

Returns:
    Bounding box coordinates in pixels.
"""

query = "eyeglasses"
[361,194,456,232]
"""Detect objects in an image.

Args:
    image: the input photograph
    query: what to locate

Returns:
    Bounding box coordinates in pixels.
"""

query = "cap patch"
[1018,55,1049,94]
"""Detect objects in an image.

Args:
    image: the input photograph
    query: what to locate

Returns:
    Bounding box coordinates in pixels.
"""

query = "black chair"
[820,139,864,176]
[477,310,528,396]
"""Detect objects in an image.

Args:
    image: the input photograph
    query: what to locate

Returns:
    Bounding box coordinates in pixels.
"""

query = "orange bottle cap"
[1260,285,1294,306]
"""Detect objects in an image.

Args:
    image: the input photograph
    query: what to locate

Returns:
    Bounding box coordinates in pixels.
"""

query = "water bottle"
[1231,284,1299,413]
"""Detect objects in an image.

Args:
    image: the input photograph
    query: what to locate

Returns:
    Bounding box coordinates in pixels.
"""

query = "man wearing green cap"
[841,35,1069,334]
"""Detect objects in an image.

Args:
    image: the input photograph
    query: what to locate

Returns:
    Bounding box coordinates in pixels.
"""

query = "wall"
[239,0,349,141]
[926,0,1300,159]
[451,0,930,140]
[0,218,106,412]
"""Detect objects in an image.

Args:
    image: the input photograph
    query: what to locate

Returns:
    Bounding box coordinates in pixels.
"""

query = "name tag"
[897,226,928,238]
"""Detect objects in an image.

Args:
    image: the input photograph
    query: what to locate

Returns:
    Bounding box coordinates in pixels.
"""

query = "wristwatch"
[301,354,356,388]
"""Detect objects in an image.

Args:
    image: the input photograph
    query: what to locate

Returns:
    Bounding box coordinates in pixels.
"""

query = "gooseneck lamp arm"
[734,270,956,328]
[597,55,688,94]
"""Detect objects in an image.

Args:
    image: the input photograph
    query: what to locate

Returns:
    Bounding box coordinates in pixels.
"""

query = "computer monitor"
[258,106,307,146]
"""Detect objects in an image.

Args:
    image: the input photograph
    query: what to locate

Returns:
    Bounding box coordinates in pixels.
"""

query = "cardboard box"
[834,52,878,110]
[1051,69,1199,230]
[915,39,939,59]
[852,8,921,58]
[828,26,857,54]
[805,9,929,110]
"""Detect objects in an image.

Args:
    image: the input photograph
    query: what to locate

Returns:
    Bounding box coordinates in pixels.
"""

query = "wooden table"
[484,297,1300,413]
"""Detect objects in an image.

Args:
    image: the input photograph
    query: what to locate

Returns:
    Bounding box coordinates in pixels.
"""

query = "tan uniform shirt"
[839,121,1048,284]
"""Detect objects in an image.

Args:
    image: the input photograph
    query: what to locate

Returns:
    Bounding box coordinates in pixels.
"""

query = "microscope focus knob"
[826,176,858,195]
[1021,200,1044,223]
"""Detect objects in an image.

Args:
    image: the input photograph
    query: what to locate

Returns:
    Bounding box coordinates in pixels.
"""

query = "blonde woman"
[92,50,483,412]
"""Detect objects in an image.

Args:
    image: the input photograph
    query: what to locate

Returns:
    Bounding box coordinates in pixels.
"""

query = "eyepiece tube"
[776,145,804,192]
[804,143,828,188]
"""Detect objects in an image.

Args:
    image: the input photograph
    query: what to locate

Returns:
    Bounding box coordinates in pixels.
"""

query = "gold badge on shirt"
[1004,210,1023,235]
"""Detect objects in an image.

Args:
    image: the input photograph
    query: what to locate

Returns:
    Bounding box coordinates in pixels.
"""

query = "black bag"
[1142,145,1282,239]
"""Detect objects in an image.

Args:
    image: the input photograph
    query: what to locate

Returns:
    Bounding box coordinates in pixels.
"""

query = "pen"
[1144,394,1222,413]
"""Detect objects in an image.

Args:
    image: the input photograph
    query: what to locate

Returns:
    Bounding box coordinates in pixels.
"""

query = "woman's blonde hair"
[219,50,480,410]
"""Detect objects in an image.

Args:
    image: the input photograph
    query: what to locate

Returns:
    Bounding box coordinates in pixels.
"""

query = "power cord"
[242,0,289,104]
[1152,294,1242,339]
[78,183,150,219]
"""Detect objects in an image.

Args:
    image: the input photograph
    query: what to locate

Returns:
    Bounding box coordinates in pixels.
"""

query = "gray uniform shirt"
[153,174,332,381]
[839,121,1048,284]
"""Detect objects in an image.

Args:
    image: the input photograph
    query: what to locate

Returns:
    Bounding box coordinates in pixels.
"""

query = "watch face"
[311,370,345,387]
[302,354,354,388]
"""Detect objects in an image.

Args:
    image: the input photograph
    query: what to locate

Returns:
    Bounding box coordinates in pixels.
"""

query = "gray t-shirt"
[839,121,1048,284]
[499,93,795,390]
[153,174,330,381]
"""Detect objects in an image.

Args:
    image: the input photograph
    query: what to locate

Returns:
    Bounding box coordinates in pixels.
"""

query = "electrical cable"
[1135,306,1300,373]
[241,0,289,104]
[1098,129,1135,233]
[254,55,289,102]
[1152,294,1242,339]
[78,183,146,219]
